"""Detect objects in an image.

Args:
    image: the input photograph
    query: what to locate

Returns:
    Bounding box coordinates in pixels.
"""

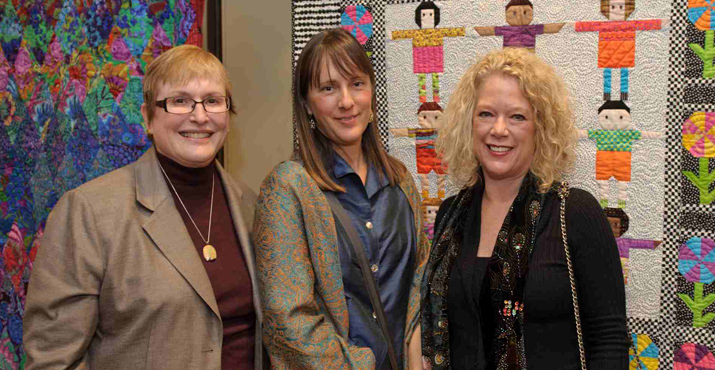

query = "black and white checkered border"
[628,317,661,340]
[679,203,715,213]
[292,0,341,63]
[662,0,687,366]
[291,0,341,148]
[663,0,715,367]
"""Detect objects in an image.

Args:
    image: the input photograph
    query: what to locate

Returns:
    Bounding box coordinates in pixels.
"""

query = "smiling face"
[306,59,373,153]
[505,5,534,26]
[598,108,632,130]
[472,73,536,184]
[142,78,229,168]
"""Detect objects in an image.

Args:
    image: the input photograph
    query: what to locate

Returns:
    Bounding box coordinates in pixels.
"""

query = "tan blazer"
[23,148,263,370]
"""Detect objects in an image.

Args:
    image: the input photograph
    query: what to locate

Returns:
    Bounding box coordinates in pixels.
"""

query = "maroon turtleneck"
[157,151,255,370]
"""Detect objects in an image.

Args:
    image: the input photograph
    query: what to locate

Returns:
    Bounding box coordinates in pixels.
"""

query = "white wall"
[222,0,294,192]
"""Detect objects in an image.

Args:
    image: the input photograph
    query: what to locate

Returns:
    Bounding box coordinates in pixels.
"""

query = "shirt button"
[372,311,377,319]
[370,264,379,273]
[365,221,373,230]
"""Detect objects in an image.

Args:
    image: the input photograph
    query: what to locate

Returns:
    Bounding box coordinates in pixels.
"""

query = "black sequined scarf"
[487,174,547,370]
[421,173,549,370]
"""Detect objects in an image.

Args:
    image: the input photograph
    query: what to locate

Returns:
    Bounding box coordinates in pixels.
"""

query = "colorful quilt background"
[0,0,204,367]
[293,0,715,368]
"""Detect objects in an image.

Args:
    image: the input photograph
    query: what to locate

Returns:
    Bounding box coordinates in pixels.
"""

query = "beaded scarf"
[486,174,547,369]
[422,173,550,369]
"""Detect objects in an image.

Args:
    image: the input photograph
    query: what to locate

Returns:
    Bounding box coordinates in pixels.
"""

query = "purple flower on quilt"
[70,80,86,103]
[47,36,63,63]
[0,65,8,92]
[679,237,715,284]
[674,342,715,369]
[13,47,31,75]
[110,34,131,62]
[152,23,172,49]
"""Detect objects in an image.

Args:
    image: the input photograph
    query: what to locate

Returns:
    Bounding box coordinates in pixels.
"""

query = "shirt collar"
[332,151,390,198]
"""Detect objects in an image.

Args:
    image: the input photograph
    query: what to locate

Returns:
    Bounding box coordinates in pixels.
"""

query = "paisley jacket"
[253,161,429,369]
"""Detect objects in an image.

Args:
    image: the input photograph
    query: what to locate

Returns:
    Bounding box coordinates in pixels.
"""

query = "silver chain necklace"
[158,162,217,262]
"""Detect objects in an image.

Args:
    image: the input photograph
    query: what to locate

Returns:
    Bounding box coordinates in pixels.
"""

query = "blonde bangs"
[143,45,232,121]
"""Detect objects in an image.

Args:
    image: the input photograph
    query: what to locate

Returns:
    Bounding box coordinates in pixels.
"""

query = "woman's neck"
[482,174,526,205]
[334,143,367,184]
[156,150,215,188]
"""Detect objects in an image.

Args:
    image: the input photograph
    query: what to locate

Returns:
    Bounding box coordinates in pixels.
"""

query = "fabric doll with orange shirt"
[575,0,664,101]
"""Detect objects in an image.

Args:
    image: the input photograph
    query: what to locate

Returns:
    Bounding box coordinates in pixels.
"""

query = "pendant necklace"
[159,163,217,262]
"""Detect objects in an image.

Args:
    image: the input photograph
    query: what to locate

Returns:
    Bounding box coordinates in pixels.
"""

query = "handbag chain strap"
[558,183,587,370]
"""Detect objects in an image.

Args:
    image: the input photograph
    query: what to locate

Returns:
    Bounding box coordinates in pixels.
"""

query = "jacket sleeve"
[253,163,375,369]
[566,189,629,369]
[23,190,104,370]
[399,174,431,368]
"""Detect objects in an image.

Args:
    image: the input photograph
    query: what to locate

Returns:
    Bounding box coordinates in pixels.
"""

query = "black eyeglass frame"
[155,96,232,114]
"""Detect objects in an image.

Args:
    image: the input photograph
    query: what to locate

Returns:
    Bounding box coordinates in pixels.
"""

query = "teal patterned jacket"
[254,161,429,369]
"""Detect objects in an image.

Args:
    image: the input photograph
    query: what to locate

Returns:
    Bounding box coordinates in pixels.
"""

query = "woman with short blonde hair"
[24,45,262,370]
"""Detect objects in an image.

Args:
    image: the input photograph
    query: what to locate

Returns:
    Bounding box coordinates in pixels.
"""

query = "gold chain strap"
[558,182,587,370]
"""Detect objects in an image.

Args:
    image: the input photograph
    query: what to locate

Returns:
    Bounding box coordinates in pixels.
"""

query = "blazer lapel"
[136,148,221,320]
[217,164,262,322]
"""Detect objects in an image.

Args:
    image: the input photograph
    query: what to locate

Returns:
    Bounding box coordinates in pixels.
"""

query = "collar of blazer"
[133,147,261,322]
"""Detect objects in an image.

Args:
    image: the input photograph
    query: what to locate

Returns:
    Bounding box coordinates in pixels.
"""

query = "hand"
[390,128,410,138]
[474,26,495,36]
[407,325,423,370]
[422,356,433,370]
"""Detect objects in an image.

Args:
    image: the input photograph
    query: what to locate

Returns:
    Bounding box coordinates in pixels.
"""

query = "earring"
[369,112,374,123]
[309,115,316,129]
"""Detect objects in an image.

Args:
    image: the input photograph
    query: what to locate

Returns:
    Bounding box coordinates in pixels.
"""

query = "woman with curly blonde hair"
[421,48,628,370]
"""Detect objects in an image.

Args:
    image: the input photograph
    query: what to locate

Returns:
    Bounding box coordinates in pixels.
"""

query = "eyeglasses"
[155,96,231,114]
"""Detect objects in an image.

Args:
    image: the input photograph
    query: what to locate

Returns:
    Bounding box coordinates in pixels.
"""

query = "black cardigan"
[433,187,628,370]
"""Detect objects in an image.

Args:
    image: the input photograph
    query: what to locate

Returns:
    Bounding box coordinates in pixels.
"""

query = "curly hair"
[437,48,577,192]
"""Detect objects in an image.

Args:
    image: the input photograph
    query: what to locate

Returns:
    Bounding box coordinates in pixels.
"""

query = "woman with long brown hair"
[254,28,428,369]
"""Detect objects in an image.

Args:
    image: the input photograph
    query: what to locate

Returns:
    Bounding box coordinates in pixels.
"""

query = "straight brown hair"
[293,28,406,192]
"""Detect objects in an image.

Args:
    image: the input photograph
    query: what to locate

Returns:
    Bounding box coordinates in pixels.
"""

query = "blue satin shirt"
[329,153,416,370]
